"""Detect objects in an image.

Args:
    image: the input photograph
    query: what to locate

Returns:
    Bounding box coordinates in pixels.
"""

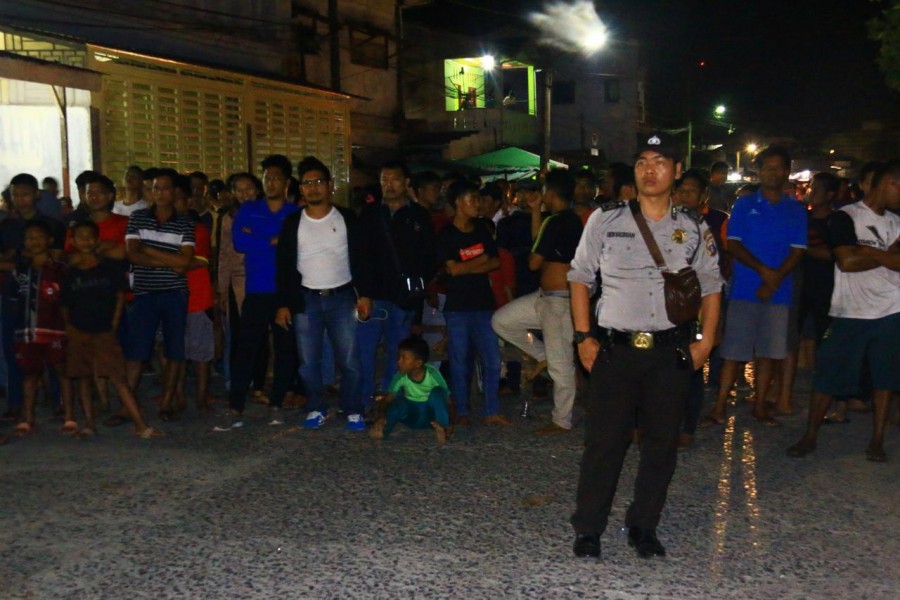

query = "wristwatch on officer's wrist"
[573,331,594,345]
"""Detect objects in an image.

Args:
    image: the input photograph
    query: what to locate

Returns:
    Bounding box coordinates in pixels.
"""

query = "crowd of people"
[1,141,898,555]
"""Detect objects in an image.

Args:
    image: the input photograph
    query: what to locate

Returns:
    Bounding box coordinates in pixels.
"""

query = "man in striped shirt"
[124,168,195,421]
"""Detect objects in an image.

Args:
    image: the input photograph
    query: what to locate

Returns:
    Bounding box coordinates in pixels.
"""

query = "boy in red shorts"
[62,221,162,438]
[0,221,72,436]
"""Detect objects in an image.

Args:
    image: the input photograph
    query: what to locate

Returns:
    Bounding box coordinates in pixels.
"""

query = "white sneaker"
[213,412,244,432]
[268,407,285,426]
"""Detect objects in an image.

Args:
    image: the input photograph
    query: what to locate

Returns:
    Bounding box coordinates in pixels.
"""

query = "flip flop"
[103,414,131,427]
[699,414,725,427]
[76,428,96,439]
[136,427,165,439]
[13,422,35,436]
[865,446,887,462]
[752,413,779,426]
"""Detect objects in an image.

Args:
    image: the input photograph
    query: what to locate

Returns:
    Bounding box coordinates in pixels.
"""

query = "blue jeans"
[294,288,363,415]
[445,311,501,417]
[322,336,336,386]
[125,290,188,361]
[356,299,414,407]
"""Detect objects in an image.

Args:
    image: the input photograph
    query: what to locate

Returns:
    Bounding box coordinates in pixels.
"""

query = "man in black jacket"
[356,160,437,407]
[274,156,374,432]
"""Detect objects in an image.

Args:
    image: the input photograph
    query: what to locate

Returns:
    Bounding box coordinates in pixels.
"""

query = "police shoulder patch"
[677,206,704,224]
[704,228,718,257]
[599,200,627,212]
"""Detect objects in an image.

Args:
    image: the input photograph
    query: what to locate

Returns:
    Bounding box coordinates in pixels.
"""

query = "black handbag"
[630,201,701,326]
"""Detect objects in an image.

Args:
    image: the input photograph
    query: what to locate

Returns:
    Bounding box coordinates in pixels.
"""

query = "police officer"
[567,133,722,559]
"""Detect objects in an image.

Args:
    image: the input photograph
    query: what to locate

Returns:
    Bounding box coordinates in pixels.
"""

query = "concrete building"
[399,20,643,173]
[1,1,403,198]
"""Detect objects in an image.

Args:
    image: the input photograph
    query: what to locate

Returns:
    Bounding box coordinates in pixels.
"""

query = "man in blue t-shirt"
[703,146,807,426]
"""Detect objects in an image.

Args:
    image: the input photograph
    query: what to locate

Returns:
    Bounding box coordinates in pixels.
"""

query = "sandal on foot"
[822,416,850,425]
[61,420,78,434]
[103,414,131,427]
[136,427,165,439]
[76,427,96,439]
[866,446,887,462]
[752,413,779,426]
[699,414,726,427]
[13,422,35,436]
[787,440,816,458]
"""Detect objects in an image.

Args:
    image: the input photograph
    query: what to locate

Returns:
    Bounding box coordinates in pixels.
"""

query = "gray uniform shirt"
[568,200,722,332]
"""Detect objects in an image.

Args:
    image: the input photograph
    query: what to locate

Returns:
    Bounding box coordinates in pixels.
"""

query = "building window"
[349,27,388,70]
[552,81,575,104]
[444,59,486,111]
[604,78,620,103]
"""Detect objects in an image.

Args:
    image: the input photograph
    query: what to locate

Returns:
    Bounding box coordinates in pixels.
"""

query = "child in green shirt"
[371,336,450,444]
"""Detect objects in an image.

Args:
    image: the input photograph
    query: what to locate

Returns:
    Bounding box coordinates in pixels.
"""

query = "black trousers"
[228,293,297,413]
[571,339,693,535]
[229,289,270,392]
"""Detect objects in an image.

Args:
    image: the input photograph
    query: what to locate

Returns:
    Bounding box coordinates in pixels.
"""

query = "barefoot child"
[0,221,73,436]
[61,221,162,438]
[371,336,450,444]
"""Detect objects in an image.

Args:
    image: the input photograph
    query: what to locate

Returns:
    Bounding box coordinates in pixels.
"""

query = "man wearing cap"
[568,132,722,560]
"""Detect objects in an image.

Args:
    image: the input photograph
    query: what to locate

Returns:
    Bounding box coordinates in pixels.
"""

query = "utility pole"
[328,0,341,92]
[540,68,553,173]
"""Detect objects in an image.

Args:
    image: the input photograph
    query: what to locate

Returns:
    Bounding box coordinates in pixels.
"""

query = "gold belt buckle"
[631,332,654,349]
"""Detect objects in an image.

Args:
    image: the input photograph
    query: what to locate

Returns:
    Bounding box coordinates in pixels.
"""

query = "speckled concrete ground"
[1,369,897,600]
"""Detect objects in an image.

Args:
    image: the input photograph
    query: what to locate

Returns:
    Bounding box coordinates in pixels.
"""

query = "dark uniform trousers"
[571,338,693,535]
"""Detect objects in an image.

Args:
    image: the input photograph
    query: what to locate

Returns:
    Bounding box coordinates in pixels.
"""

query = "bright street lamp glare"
[581,29,608,53]
[746,143,758,153]
[715,105,726,116]
[528,1,609,57]
[481,55,495,70]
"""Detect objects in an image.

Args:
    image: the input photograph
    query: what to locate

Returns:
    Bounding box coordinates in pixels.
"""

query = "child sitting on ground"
[0,221,73,436]
[61,221,162,439]
[371,336,450,444]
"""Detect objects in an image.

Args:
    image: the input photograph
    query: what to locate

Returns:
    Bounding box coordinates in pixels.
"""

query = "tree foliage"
[868,1,900,91]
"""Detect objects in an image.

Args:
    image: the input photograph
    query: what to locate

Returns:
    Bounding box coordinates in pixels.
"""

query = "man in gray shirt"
[568,133,722,560]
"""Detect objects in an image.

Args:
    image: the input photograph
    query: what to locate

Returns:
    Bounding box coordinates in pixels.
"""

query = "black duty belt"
[602,324,691,349]
[302,283,354,296]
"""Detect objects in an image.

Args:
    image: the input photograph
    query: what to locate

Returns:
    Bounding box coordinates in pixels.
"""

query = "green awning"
[455,147,567,179]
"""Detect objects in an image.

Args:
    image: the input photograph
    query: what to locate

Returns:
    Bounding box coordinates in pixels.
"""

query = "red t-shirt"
[489,247,517,309]
[7,259,68,343]
[187,221,214,313]
[64,214,128,252]
[430,212,452,234]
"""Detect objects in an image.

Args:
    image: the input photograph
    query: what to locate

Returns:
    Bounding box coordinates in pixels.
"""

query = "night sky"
[408,0,897,145]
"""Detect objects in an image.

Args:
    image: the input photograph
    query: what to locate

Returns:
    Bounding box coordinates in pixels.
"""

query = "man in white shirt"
[274,156,374,432]
[113,166,149,217]
[788,160,900,462]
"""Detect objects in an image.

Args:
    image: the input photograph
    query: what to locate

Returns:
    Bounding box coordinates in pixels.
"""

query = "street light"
[481,55,495,70]
[684,105,734,168]
[737,143,759,173]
